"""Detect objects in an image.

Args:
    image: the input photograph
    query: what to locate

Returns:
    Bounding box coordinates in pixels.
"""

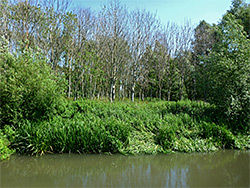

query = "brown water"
[1,150,249,187]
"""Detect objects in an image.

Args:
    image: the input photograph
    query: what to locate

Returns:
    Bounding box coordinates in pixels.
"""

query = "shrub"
[0,49,65,127]
[0,130,15,160]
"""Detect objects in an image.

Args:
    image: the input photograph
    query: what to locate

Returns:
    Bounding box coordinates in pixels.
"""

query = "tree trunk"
[158,78,162,100]
[193,77,196,100]
[150,83,153,101]
[119,84,123,101]
[74,71,80,101]
[84,76,88,98]
[167,91,171,101]
[97,85,100,99]
[159,86,162,100]
[131,82,135,102]
[92,79,97,99]
[105,80,109,98]
[179,75,184,100]
[167,77,171,101]
[74,79,77,101]
[110,79,116,102]
[122,86,125,101]
[89,75,92,99]
[68,58,71,98]
[81,76,85,99]
[101,86,104,99]
[139,88,141,101]
[141,87,144,101]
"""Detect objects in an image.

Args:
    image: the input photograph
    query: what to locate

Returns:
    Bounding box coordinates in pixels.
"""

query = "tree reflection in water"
[1,150,249,187]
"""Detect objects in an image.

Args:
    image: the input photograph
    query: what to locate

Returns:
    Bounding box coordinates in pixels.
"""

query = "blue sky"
[71,0,249,26]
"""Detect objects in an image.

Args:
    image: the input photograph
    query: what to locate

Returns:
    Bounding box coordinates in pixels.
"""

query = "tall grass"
[4,99,250,156]
[0,130,15,160]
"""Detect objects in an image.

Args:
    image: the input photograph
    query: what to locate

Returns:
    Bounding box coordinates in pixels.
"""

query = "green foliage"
[172,137,217,153]
[11,116,130,155]
[0,43,66,126]
[5,100,250,156]
[1,0,249,159]
[123,130,163,155]
[228,0,250,37]
[204,13,250,130]
[0,130,15,160]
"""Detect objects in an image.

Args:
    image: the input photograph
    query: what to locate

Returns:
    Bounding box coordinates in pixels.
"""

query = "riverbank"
[1,100,249,159]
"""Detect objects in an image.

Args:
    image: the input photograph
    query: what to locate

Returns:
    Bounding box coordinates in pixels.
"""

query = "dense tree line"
[0,0,194,102]
[0,0,249,129]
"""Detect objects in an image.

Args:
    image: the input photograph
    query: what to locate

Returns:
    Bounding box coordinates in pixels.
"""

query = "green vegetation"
[0,45,65,126]
[2,100,249,158]
[0,130,15,160]
[0,0,249,160]
[203,13,250,131]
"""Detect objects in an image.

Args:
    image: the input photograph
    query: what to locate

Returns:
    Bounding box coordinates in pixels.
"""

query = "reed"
[3,99,250,157]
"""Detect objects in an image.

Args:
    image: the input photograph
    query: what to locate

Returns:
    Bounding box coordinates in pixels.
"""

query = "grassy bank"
[0,130,15,160]
[1,100,249,158]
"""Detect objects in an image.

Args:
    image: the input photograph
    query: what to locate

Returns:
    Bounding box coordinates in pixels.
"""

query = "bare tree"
[40,0,72,70]
[176,21,194,100]
[73,8,95,100]
[129,9,159,102]
[97,0,129,102]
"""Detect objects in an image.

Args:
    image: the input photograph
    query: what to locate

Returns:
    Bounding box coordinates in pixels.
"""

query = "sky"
[70,0,249,26]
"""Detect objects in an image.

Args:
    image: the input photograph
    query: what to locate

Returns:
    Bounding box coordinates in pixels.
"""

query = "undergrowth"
[0,130,15,160]
[2,100,250,158]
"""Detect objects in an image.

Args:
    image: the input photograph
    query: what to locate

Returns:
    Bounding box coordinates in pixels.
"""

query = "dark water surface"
[1,150,249,187]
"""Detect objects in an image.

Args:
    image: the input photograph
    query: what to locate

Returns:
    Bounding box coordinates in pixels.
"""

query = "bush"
[0,130,15,160]
[0,48,65,127]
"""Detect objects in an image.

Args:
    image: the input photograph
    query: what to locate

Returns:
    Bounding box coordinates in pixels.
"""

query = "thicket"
[0,45,249,158]
[0,38,65,159]
[0,40,65,127]
[2,100,249,157]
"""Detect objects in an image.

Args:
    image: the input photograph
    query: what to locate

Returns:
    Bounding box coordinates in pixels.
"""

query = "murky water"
[1,150,249,187]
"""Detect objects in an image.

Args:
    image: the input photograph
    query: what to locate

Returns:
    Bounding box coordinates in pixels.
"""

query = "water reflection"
[1,150,249,187]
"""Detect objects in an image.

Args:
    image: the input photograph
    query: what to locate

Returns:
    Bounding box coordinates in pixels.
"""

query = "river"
[1,150,249,187]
